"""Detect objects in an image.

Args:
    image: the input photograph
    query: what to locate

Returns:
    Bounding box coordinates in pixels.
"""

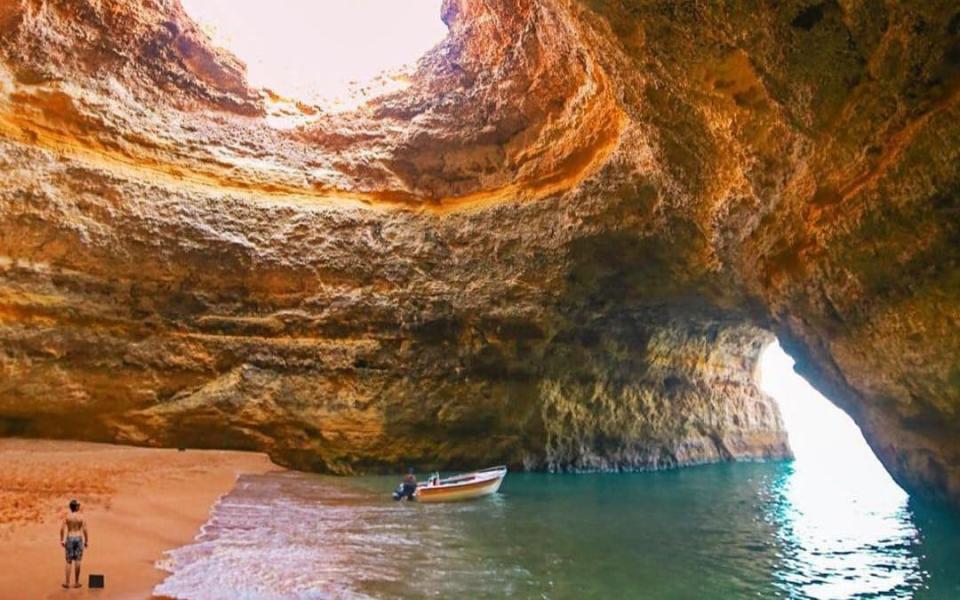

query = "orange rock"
[0,0,957,509]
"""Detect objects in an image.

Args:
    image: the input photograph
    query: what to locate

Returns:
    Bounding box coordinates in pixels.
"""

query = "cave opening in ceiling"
[179,0,448,108]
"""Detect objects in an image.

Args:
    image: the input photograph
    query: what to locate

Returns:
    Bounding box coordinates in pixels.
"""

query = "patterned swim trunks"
[65,537,84,562]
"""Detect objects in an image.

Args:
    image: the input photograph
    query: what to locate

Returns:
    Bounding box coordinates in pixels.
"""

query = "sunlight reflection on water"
[760,341,922,599]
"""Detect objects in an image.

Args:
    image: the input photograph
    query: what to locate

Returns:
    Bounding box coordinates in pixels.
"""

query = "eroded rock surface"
[1,0,958,507]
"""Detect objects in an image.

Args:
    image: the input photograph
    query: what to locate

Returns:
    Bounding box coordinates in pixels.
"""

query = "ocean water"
[153,462,960,600]
[154,343,960,599]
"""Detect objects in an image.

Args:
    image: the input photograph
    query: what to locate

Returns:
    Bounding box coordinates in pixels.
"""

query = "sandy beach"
[0,438,277,600]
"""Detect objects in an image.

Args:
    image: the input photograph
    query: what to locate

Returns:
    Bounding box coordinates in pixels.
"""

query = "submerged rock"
[0,0,957,507]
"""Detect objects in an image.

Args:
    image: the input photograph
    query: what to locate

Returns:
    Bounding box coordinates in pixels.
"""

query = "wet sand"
[0,438,277,600]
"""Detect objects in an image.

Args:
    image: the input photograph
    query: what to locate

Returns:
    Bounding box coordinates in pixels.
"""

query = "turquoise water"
[153,463,960,599]
[153,343,960,598]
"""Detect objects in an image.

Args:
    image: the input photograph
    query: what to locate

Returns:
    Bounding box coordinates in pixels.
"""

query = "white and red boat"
[414,466,507,503]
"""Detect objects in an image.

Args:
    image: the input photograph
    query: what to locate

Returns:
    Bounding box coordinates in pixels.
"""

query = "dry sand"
[0,438,277,600]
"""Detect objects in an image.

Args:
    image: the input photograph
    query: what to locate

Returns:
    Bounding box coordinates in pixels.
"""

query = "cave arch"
[0,0,958,510]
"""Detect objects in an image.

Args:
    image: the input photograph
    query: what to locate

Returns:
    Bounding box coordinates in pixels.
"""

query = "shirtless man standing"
[59,499,88,589]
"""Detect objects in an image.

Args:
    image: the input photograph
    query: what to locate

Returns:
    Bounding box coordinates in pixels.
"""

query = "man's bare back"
[64,512,84,538]
[60,500,88,589]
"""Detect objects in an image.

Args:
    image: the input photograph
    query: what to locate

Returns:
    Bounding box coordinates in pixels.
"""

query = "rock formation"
[0,0,958,508]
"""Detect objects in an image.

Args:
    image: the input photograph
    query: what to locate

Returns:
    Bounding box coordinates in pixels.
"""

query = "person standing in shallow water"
[397,467,418,501]
[60,499,88,589]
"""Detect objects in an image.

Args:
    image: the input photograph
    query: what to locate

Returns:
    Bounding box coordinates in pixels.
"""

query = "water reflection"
[155,466,960,599]
[760,342,923,598]
[767,462,922,598]
[153,343,960,599]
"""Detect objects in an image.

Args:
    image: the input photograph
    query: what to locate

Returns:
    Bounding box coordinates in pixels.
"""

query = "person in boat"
[59,499,88,589]
[394,467,418,501]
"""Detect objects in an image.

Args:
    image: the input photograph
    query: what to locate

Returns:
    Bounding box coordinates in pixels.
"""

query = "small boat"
[414,465,507,503]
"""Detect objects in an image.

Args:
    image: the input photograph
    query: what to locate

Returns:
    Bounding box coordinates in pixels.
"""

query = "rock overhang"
[0,0,629,212]
[0,0,959,510]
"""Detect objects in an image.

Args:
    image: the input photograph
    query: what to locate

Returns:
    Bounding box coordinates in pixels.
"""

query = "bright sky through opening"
[759,341,899,482]
[759,341,916,599]
[180,0,447,104]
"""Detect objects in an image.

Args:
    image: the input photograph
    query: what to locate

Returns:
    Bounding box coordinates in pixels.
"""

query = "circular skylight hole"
[180,0,447,111]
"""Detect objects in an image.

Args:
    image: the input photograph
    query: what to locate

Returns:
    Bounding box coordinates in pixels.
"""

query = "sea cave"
[0,0,959,597]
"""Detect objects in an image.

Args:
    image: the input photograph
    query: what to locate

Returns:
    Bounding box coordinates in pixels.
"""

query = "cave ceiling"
[0,0,958,509]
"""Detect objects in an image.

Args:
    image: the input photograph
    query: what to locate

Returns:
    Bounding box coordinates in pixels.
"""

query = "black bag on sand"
[89,574,104,588]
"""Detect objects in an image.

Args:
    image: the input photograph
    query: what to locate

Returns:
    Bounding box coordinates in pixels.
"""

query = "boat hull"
[415,469,505,503]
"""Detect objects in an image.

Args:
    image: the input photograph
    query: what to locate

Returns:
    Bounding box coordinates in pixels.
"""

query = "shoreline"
[0,438,278,600]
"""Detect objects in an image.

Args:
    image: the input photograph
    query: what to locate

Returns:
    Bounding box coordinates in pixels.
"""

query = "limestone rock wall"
[1,0,958,507]
[0,166,788,472]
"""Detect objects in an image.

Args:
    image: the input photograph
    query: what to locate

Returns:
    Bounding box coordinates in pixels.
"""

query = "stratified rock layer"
[0,0,958,507]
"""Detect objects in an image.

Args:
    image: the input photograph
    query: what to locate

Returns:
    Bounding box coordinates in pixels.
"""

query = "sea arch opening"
[759,340,904,497]
[758,340,920,598]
